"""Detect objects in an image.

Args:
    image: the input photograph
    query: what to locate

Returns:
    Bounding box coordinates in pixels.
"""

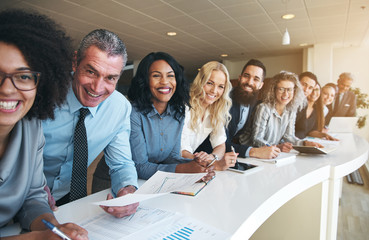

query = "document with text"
[78,206,230,240]
[94,171,208,207]
[136,171,208,195]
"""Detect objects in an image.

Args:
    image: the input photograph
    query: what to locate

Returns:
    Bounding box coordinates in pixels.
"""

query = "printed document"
[78,206,230,240]
[94,171,207,207]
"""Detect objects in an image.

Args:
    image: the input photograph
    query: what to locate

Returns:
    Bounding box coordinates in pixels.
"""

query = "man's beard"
[232,84,258,106]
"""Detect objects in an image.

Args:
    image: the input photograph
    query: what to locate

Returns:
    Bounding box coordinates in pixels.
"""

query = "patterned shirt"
[239,102,303,146]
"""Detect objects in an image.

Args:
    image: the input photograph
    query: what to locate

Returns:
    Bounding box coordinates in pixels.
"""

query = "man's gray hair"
[338,72,354,82]
[76,29,127,72]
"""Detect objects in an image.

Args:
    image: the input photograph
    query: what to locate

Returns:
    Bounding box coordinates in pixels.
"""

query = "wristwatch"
[211,153,219,161]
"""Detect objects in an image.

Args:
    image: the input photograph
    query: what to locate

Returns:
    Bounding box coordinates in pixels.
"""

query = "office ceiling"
[1,0,369,78]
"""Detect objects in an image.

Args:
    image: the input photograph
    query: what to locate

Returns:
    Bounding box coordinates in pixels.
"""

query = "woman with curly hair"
[239,71,322,152]
[181,61,238,171]
[0,9,87,239]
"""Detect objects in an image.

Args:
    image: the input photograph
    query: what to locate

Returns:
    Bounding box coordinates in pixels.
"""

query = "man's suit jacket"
[326,90,356,125]
[333,90,356,117]
[225,101,255,157]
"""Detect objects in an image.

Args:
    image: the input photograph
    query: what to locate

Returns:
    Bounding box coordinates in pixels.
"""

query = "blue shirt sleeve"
[104,102,138,195]
[130,106,186,180]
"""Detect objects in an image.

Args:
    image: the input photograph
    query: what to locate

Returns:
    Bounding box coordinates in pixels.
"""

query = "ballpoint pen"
[231,146,236,153]
[42,219,72,240]
[206,158,216,168]
[231,146,239,167]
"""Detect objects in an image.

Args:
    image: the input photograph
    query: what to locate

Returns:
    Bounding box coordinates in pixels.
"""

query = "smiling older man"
[42,29,138,218]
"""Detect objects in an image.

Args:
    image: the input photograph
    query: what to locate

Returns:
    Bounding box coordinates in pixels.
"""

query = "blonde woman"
[321,83,337,117]
[181,61,238,170]
[239,71,323,153]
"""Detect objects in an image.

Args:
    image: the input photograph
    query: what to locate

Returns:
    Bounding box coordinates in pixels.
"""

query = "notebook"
[136,171,211,197]
[328,117,358,133]
[292,145,336,154]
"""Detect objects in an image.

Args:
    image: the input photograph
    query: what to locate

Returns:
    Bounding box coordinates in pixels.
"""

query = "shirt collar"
[272,105,286,118]
[67,86,98,117]
[147,104,173,118]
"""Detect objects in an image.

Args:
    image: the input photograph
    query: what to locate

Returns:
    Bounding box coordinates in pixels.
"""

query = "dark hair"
[299,71,317,83]
[127,52,189,121]
[0,9,74,120]
[309,81,324,131]
[240,59,266,80]
[76,29,127,73]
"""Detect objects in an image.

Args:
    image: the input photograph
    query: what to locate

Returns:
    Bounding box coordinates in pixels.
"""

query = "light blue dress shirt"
[235,104,250,134]
[130,104,190,180]
[42,87,137,200]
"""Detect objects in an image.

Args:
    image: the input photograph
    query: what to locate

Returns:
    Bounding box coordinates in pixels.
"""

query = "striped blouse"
[239,102,303,147]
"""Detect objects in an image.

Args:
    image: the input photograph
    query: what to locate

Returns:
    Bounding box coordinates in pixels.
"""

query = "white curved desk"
[55,133,368,240]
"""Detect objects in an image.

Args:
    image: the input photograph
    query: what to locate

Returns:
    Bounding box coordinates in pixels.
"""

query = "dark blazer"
[195,93,256,158]
[326,90,356,124]
[333,91,356,117]
[226,101,255,157]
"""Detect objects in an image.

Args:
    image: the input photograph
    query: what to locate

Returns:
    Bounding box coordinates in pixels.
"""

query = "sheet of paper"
[78,206,176,240]
[127,213,230,240]
[259,152,296,164]
[246,152,296,165]
[136,171,207,194]
[78,205,229,240]
[92,193,168,207]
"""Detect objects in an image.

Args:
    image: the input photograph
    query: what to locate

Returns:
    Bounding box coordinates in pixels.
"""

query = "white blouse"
[181,107,226,154]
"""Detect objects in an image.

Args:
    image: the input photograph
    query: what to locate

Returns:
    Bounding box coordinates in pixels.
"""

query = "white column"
[312,43,334,85]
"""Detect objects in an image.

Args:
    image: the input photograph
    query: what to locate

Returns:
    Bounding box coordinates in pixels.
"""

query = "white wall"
[332,46,369,141]
[224,52,303,80]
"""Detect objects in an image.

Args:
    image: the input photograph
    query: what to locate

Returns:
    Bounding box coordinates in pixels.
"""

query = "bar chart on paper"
[144,215,230,240]
[163,226,194,239]
[77,205,229,240]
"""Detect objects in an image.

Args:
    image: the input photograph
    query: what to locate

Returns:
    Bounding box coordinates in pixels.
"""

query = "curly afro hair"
[0,9,74,120]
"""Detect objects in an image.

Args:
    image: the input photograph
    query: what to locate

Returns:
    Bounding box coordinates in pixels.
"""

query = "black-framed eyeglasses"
[276,87,294,94]
[0,70,41,91]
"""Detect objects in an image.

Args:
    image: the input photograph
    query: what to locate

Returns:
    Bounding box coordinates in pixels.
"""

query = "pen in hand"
[231,146,239,168]
[42,219,72,240]
[206,158,216,168]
